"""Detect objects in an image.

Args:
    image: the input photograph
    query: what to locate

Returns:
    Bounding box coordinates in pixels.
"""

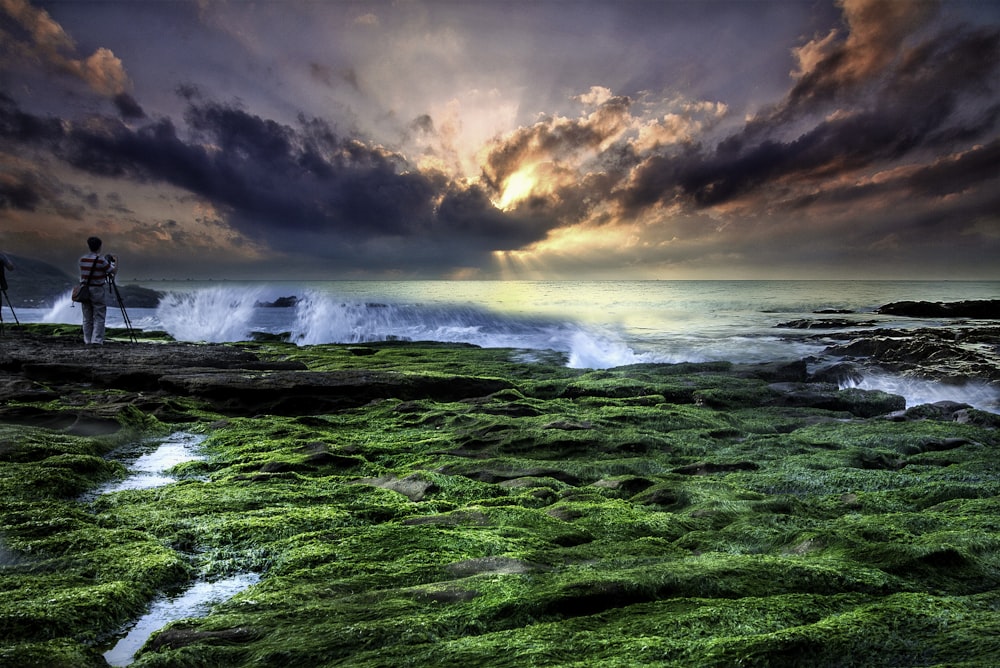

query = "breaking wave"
[290,291,652,369]
[35,283,1000,412]
[156,287,265,343]
[843,372,999,415]
[147,287,647,369]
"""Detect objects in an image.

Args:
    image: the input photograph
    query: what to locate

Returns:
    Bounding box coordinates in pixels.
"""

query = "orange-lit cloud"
[788,0,939,107]
[0,0,997,280]
[0,0,131,96]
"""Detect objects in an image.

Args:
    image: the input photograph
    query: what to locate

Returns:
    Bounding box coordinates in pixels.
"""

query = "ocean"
[16,279,1000,412]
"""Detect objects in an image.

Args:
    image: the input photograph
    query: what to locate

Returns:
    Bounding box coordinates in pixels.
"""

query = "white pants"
[82,285,108,344]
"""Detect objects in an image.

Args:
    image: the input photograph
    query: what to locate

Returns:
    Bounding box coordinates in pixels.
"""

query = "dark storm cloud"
[410,114,433,133]
[600,2,1000,221]
[620,20,1000,213]
[435,184,549,249]
[0,94,62,211]
[903,139,1000,198]
[0,92,552,269]
[0,92,63,143]
[0,175,40,210]
[2,0,997,279]
[787,138,1000,212]
[113,92,145,119]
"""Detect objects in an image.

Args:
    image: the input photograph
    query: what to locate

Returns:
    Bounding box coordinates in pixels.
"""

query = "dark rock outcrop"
[1,255,75,307]
[255,296,299,307]
[111,284,163,308]
[775,318,874,329]
[158,369,511,415]
[887,401,974,422]
[808,362,864,386]
[731,360,809,383]
[0,331,510,421]
[767,382,906,417]
[823,327,1000,382]
[876,300,1000,319]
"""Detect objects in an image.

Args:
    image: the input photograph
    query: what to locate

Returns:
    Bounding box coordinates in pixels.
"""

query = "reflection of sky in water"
[0,539,21,567]
[103,573,261,667]
[94,433,206,496]
[96,432,260,667]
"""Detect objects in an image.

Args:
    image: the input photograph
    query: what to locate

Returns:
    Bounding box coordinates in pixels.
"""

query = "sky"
[1,0,998,281]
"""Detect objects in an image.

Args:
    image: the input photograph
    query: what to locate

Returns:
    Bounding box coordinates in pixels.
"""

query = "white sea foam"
[156,287,264,342]
[843,372,999,414]
[289,290,641,368]
[42,292,78,323]
[566,329,644,368]
[20,280,1000,412]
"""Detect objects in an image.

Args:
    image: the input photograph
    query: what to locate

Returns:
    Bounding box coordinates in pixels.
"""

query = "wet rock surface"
[775,318,876,329]
[0,330,511,423]
[875,299,1000,319]
[818,326,1000,384]
[766,382,906,417]
[754,301,1000,398]
[158,368,510,416]
[3,324,1000,668]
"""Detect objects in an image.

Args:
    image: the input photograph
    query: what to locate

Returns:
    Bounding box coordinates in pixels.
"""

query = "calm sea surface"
[19,279,1000,410]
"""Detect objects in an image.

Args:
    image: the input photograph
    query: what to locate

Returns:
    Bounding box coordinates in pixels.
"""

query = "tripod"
[108,275,137,343]
[0,267,18,336]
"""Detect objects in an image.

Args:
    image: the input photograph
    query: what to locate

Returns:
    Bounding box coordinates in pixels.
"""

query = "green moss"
[0,639,109,668]
[2,341,999,666]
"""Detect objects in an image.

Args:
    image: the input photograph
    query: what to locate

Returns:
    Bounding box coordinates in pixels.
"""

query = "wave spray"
[156,287,264,342]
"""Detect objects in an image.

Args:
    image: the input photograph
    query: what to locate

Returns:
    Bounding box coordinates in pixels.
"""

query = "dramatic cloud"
[789,0,940,106]
[0,92,557,273]
[0,0,131,97]
[0,0,997,279]
[620,10,1000,214]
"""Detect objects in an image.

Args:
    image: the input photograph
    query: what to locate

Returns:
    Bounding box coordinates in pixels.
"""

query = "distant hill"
[1,255,76,307]
[0,255,163,308]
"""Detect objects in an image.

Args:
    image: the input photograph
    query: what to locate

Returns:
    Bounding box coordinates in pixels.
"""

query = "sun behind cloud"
[0,0,996,279]
[494,166,538,210]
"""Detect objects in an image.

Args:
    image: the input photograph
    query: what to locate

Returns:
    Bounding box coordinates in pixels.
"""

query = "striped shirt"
[79,254,115,286]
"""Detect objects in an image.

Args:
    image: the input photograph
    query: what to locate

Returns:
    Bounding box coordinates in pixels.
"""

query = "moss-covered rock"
[0,328,997,667]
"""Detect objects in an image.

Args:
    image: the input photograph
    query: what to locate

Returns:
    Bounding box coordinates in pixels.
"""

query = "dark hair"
[87,236,102,252]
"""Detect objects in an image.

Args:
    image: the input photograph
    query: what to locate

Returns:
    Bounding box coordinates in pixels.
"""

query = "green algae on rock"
[1,328,998,667]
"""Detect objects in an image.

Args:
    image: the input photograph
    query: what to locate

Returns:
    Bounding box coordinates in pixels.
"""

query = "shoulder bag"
[72,255,98,303]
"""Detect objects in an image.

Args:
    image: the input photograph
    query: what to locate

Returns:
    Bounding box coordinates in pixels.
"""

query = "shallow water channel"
[102,572,261,666]
[87,432,261,667]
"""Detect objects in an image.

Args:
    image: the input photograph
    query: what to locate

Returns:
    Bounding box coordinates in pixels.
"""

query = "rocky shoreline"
[1,322,999,667]
[5,322,997,431]
[775,300,1000,397]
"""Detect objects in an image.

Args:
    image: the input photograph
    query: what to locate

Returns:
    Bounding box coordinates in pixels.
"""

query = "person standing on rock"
[78,237,117,345]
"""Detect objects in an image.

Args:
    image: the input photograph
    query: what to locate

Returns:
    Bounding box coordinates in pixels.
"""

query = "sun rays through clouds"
[0,0,997,278]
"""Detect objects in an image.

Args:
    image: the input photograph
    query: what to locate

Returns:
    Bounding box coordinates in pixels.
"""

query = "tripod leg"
[110,280,137,343]
[2,290,19,325]
[120,301,136,343]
